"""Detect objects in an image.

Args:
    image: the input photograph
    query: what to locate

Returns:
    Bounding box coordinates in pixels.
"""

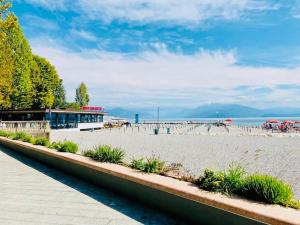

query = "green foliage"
[0,130,12,137]
[0,3,66,110]
[50,141,78,154]
[53,79,66,108]
[75,82,89,107]
[131,158,146,171]
[287,200,300,209]
[31,55,64,109]
[34,137,50,147]
[83,145,124,163]
[5,14,33,110]
[223,165,245,194]
[131,157,166,174]
[0,0,11,17]
[197,165,245,194]
[196,165,298,208]
[10,131,35,143]
[196,168,225,192]
[242,174,293,205]
[65,102,81,110]
[0,1,13,109]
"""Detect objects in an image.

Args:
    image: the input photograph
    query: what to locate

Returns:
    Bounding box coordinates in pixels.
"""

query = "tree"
[0,0,11,16]
[0,1,67,110]
[0,26,13,109]
[53,79,66,108]
[31,55,63,109]
[75,82,89,107]
[0,0,13,109]
[5,14,33,109]
[66,102,81,110]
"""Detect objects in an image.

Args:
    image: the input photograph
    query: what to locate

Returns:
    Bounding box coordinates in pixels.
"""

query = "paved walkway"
[0,146,184,225]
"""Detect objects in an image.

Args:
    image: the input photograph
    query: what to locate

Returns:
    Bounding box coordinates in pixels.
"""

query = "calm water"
[141,117,300,126]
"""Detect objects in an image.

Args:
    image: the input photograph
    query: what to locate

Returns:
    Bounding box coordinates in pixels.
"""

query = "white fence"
[0,121,50,138]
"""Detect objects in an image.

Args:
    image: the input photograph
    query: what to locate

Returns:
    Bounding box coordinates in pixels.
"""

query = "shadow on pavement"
[0,146,187,225]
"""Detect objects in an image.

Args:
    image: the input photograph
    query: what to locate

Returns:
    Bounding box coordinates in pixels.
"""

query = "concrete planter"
[0,136,299,225]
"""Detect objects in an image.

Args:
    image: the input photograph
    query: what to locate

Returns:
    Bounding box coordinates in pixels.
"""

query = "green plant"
[59,141,78,153]
[83,145,124,163]
[34,137,50,147]
[144,158,165,174]
[131,157,166,174]
[242,174,293,205]
[49,141,62,150]
[287,199,300,209]
[0,130,12,137]
[50,141,78,154]
[196,168,225,192]
[131,158,146,171]
[223,164,245,194]
[11,131,35,143]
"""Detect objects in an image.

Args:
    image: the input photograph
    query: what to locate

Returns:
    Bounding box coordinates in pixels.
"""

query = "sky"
[11,0,300,109]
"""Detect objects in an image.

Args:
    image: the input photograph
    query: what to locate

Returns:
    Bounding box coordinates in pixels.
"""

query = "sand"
[50,124,300,199]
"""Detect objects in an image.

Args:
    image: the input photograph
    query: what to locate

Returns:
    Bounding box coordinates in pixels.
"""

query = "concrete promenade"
[0,146,183,225]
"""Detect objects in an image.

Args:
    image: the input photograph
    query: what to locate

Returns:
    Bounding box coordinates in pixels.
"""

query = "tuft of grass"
[50,141,78,154]
[11,131,35,144]
[83,145,124,163]
[223,164,245,194]
[196,168,225,192]
[34,137,50,147]
[0,130,13,138]
[242,174,293,206]
[131,157,166,174]
[131,158,146,171]
[144,158,165,174]
[286,199,300,209]
[196,165,299,209]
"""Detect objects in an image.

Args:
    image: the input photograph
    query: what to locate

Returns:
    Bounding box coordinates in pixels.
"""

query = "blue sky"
[11,0,300,109]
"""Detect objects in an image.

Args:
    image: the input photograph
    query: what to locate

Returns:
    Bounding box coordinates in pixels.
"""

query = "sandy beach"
[51,124,300,199]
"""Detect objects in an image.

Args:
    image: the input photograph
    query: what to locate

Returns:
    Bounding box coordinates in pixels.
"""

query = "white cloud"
[30,38,300,107]
[23,14,59,30]
[21,0,69,11]
[22,0,278,24]
[69,29,97,42]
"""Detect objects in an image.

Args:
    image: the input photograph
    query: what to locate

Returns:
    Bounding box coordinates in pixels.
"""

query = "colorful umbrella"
[267,119,278,123]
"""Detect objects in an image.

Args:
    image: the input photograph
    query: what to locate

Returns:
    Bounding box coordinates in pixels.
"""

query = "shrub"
[287,200,300,209]
[50,141,78,154]
[196,165,245,194]
[196,168,225,192]
[49,141,62,150]
[242,174,293,205]
[34,137,50,147]
[83,145,124,163]
[11,131,35,144]
[0,130,12,137]
[223,165,245,194]
[144,158,165,174]
[131,157,166,174]
[131,158,145,171]
[59,141,78,154]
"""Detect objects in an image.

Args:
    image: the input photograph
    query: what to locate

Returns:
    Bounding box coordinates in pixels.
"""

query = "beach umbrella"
[225,119,233,122]
[267,119,278,123]
[283,120,294,124]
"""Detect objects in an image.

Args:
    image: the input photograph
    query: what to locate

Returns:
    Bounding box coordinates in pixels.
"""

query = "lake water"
[141,117,300,126]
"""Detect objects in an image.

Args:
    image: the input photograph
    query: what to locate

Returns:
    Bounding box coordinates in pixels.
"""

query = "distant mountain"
[107,104,300,119]
[186,104,262,118]
[260,107,300,117]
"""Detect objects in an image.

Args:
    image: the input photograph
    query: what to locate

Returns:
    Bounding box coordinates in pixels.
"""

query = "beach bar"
[0,108,107,130]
